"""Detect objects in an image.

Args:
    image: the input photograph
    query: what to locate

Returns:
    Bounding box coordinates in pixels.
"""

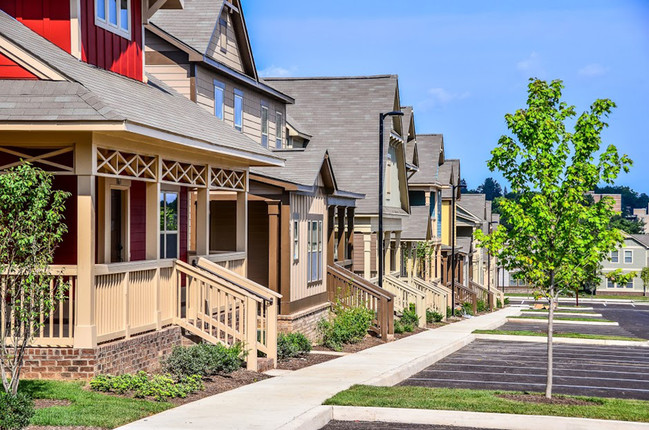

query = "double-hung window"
[160,191,179,259]
[610,250,619,263]
[307,218,323,283]
[275,112,283,148]
[214,81,225,120]
[607,279,614,289]
[293,220,299,262]
[261,104,269,147]
[626,280,634,289]
[234,89,243,131]
[624,250,633,264]
[219,17,228,53]
[95,0,131,39]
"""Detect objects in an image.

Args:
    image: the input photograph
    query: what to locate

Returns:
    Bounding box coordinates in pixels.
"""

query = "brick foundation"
[20,326,185,380]
[596,290,645,297]
[278,302,331,342]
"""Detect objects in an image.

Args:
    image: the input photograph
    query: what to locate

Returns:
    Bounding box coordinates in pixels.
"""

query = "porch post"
[236,190,248,274]
[145,182,161,260]
[363,232,372,279]
[394,231,401,275]
[195,187,210,255]
[267,201,280,294]
[74,142,97,349]
[336,206,345,264]
[327,206,336,267]
[384,231,391,275]
[347,208,354,271]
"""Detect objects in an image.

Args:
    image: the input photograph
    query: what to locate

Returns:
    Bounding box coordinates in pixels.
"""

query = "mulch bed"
[276,353,339,371]
[497,393,598,406]
[169,369,272,406]
[312,327,429,354]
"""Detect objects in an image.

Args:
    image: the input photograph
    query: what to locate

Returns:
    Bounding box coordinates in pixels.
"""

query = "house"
[599,234,649,296]
[632,205,649,234]
[0,1,284,378]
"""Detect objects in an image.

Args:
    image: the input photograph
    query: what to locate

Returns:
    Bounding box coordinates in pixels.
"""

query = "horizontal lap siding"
[206,9,244,74]
[0,0,71,52]
[144,33,192,98]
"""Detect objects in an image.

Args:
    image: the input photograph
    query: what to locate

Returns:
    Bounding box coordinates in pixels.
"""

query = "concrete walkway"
[119,307,519,430]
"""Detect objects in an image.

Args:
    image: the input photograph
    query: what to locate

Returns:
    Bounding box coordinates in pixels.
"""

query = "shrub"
[318,304,374,351]
[0,392,34,430]
[476,300,487,313]
[446,306,452,318]
[393,319,404,334]
[400,303,419,327]
[426,309,444,323]
[162,342,244,378]
[90,371,203,402]
[461,302,474,316]
[496,299,503,308]
[504,297,510,305]
[402,323,414,332]
[277,332,312,359]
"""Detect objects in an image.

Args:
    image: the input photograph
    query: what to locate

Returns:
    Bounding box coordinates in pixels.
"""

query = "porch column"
[267,202,280,294]
[346,208,355,271]
[75,143,97,349]
[145,182,161,260]
[394,231,401,275]
[327,206,336,266]
[195,187,210,255]
[337,206,345,264]
[236,190,248,274]
[384,231,391,275]
[363,232,372,280]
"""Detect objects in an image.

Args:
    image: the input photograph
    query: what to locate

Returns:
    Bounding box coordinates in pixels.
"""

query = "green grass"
[509,315,613,322]
[20,380,172,429]
[504,293,649,301]
[523,309,597,314]
[473,329,646,342]
[324,385,649,422]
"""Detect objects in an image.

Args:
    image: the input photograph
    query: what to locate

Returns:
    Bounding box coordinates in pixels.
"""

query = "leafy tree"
[609,214,645,234]
[641,267,649,297]
[0,163,69,395]
[475,79,630,398]
[605,269,637,289]
[476,177,503,201]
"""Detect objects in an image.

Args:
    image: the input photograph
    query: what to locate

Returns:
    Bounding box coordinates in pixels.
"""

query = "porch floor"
[118,307,519,430]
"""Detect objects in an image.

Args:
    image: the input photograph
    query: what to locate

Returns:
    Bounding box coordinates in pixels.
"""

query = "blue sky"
[242,0,649,192]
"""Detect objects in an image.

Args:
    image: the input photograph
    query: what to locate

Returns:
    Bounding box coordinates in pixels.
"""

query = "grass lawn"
[324,385,649,422]
[509,315,612,322]
[523,309,597,314]
[505,293,649,301]
[472,329,646,342]
[20,380,172,429]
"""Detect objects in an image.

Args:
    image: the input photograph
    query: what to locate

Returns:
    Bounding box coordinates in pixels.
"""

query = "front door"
[110,189,126,262]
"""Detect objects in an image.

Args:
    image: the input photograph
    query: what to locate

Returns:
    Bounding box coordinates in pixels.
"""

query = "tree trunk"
[545,273,555,399]
[576,290,579,307]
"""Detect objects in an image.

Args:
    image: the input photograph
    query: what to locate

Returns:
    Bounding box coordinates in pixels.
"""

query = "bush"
[393,319,404,334]
[162,342,244,378]
[402,323,414,332]
[476,300,487,313]
[426,309,444,323]
[504,297,510,305]
[461,302,474,316]
[0,392,34,430]
[446,306,452,318]
[318,304,374,351]
[277,332,312,359]
[90,371,203,402]
[496,299,503,308]
[400,303,419,327]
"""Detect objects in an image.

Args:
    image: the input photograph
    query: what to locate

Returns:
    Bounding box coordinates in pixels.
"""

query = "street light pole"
[378,111,403,290]
[451,184,456,316]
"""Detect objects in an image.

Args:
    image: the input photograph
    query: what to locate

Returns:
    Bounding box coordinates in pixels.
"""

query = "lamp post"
[451,184,456,315]
[378,111,403,289]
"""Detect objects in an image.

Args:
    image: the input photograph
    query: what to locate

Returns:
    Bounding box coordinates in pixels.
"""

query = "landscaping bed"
[168,369,271,406]
[276,353,338,370]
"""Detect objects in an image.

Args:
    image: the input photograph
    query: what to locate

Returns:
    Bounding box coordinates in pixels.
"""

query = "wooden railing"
[449,281,477,315]
[1,266,77,347]
[197,251,246,277]
[410,277,451,319]
[175,257,281,370]
[383,275,426,328]
[469,281,491,307]
[327,264,394,340]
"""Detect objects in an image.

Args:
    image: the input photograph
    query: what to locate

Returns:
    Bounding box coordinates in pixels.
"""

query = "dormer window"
[96,0,131,39]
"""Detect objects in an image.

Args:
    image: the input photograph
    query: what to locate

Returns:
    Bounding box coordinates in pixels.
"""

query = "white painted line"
[507,317,619,326]
[473,333,649,347]
[520,312,603,317]
[446,356,649,369]
[449,351,649,364]
[420,369,648,384]
[331,406,649,430]
[433,362,649,376]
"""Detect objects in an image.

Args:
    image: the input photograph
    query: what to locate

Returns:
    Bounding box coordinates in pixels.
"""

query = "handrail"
[197,257,282,300]
[328,264,394,301]
[175,260,263,304]
[192,260,274,304]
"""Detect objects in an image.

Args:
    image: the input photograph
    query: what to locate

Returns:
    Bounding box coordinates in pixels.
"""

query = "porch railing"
[198,252,246,277]
[450,281,477,315]
[410,276,451,319]
[327,264,394,339]
[382,275,426,328]
[469,280,493,309]
[1,266,77,347]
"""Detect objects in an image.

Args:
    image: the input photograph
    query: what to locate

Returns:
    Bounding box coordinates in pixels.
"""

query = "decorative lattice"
[96,148,156,180]
[0,146,74,172]
[210,168,246,191]
[161,159,207,187]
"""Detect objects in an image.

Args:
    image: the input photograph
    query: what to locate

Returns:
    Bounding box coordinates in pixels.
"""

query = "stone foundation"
[278,302,331,342]
[20,326,185,380]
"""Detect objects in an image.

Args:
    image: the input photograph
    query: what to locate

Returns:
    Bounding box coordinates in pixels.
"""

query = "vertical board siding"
[52,175,77,265]
[180,186,188,262]
[0,0,71,52]
[80,0,143,81]
[0,53,39,79]
[290,187,327,302]
[130,180,146,261]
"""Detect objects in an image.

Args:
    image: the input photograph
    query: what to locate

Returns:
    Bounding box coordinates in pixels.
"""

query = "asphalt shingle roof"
[631,234,649,248]
[440,159,460,198]
[0,11,280,165]
[258,75,402,214]
[409,134,443,185]
[460,194,487,221]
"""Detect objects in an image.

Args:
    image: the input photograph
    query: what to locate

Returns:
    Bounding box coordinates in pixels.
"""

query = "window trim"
[306,215,324,285]
[95,0,132,40]
[219,16,228,53]
[234,89,243,132]
[292,218,299,263]
[160,189,180,260]
[261,103,269,148]
[275,111,283,148]
[624,249,633,264]
[213,80,225,120]
[610,250,619,263]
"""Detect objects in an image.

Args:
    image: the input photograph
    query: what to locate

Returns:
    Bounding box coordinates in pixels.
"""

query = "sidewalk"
[119,307,519,430]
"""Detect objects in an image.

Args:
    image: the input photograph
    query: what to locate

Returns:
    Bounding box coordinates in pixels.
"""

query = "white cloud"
[258,65,296,77]
[578,63,609,77]
[424,87,471,108]
[516,51,544,75]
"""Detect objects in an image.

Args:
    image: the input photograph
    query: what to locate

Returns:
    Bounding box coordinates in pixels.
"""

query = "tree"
[0,163,69,395]
[605,269,637,289]
[609,215,645,234]
[475,79,630,398]
[640,267,649,297]
[476,177,503,201]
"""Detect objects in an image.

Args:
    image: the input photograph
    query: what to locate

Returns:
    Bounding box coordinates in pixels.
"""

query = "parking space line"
[420,369,648,383]
[432,362,649,376]
[406,378,649,393]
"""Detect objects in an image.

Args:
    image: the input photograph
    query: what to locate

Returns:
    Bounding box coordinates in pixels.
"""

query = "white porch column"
[236,190,248,274]
[363,232,372,280]
[195,187,210,255]
[384,231,391,275]
[145,181,161,260]
[394,231,402,275]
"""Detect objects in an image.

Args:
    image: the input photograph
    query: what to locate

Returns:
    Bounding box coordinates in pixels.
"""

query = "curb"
[275,406,332,430]
[330,406,649,430]
[507,318,618,326]
[520,312,603,318]
[473,333,649,347]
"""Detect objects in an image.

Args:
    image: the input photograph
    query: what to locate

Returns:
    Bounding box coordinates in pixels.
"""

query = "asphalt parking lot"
[400,339,649,400]
[496,321,641,338]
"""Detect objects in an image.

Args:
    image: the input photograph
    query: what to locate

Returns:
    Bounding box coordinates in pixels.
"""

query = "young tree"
[605,269,637,290]
[641,267,649,297]
[0,163,69,395]
[475,79,630,398]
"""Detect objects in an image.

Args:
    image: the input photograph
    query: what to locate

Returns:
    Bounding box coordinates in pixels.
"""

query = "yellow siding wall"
[442,200,453,246]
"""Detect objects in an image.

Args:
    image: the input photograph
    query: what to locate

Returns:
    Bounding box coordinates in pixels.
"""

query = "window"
[624,250,633,264]
[626,280,634,289]
[95,0,130,39]
[110,188,127,263]
[219,17,227,53]
[386,153,392,195]
[234,89,243,131]
[307,218,323,283]
[611,250,619,263]
[607,279,614,289]
[293,220,299,262]
[160,191,179,259]
[214,81,225,120]
[261,104,269,147]
[275,112,283,148]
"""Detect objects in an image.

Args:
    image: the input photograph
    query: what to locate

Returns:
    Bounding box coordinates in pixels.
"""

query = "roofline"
[263,74,397,82]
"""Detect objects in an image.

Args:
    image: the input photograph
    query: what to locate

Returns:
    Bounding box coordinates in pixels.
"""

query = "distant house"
[599,234,649,295]
[587,192,622,213]
[632,205,649,234]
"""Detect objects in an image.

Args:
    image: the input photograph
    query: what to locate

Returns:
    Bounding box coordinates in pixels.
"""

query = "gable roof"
[409,134,443,185]
[460,194,487,221]
[0,11,282,166]
[401,205,430,241]
[261,75,407,215]
[440,159,460,199]
[630,234,649,249]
